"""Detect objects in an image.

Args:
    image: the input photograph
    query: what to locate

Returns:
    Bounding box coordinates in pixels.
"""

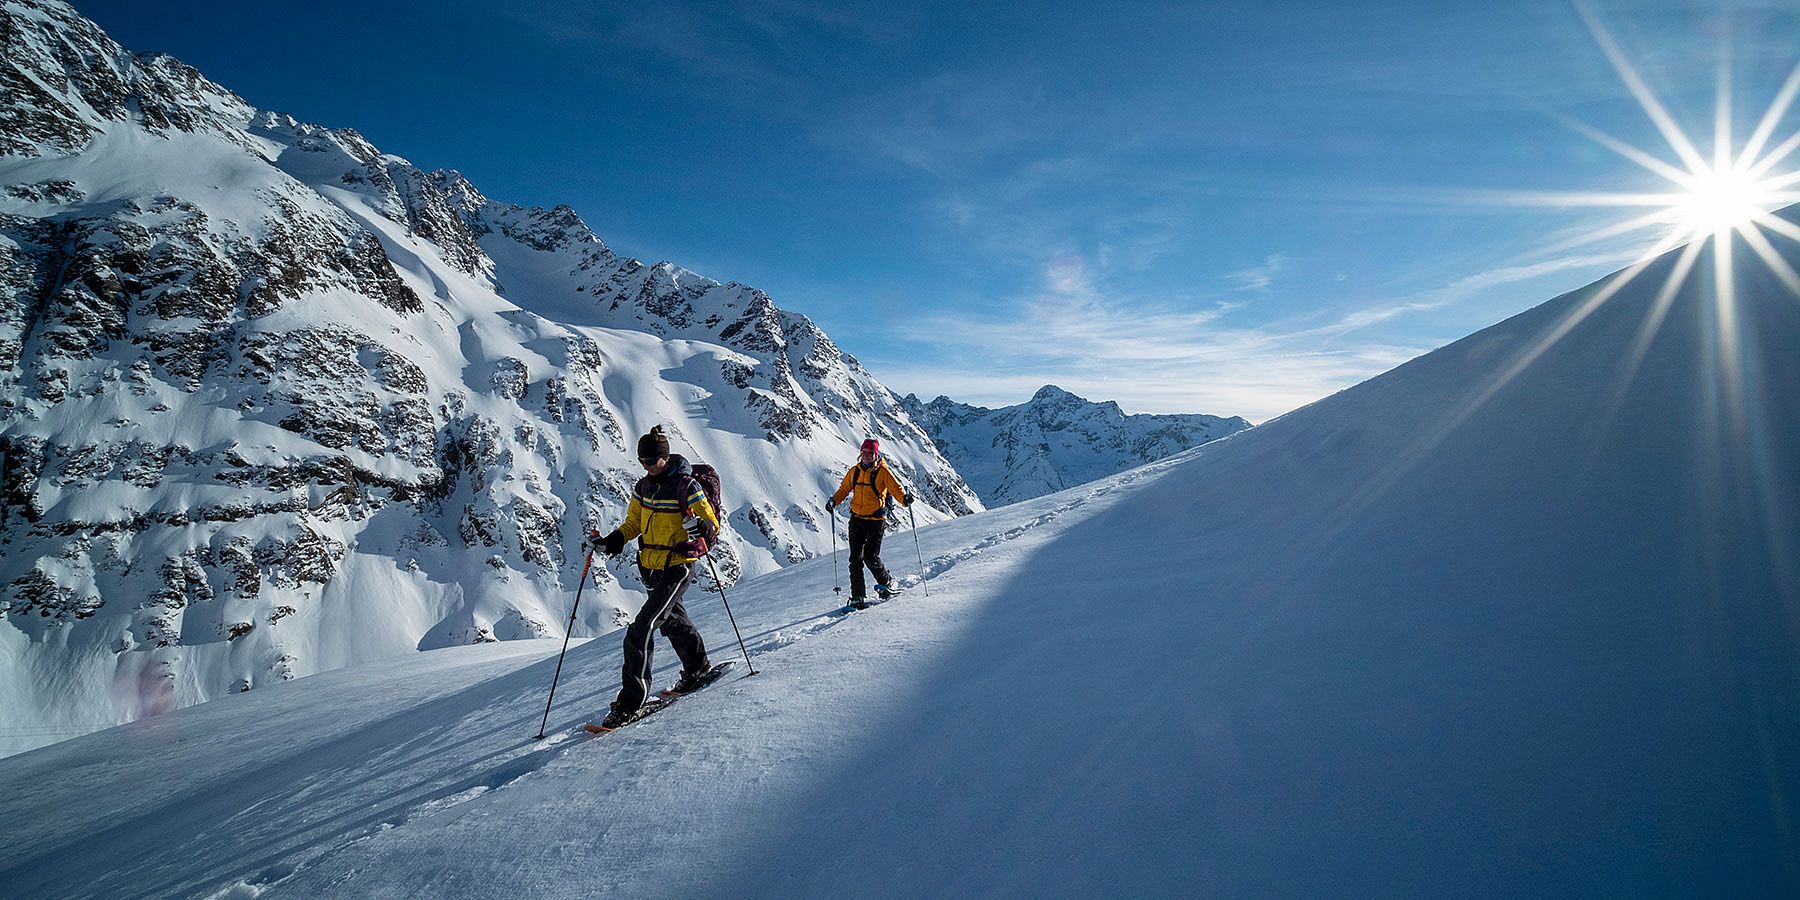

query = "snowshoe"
[587,702,646,733]
[664,662,730,697]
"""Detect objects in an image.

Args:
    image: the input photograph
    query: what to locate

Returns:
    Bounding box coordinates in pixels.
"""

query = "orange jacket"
[831,459,909,520]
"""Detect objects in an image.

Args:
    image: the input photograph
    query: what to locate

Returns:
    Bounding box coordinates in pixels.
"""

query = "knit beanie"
[638,425,671,459]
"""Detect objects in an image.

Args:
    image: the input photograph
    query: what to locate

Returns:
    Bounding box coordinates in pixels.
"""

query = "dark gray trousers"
[617,563,708,712]
[847,515,893,599]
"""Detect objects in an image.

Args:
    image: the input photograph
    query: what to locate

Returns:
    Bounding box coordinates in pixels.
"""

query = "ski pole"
[908,504,929,597]
[534,549,593,739]
[706,555,759,676]
[829,502,841,596]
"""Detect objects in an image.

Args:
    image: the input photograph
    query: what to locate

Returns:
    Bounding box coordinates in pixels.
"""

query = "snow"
[2,219,1795,897]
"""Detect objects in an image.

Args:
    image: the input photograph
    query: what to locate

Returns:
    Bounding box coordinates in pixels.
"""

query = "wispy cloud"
[1306,249,1634,338]
[877,233,1649,423]
[876,257,1428,423]
[881,306,1419,424]
[1228,253,1290,291]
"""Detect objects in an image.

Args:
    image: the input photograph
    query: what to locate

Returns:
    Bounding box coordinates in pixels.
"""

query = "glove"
[826,499,837,512]
[902,494,913,506]
[583,528,625,556]
[684,514,718,541]
[674,537,710,557]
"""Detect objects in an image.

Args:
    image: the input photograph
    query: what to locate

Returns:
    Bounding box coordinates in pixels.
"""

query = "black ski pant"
[847,515,893,599]
[617,563,709,713]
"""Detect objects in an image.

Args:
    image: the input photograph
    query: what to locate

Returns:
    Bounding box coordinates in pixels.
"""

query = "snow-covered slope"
[2,204,1793,897]
[902,384,1251,505]
[0,0,979,756]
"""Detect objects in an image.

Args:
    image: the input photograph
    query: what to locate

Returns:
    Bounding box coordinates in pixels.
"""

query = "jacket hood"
[659,454,693,483]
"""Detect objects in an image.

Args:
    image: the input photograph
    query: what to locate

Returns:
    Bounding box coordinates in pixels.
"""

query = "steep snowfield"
[2,220,1795,897]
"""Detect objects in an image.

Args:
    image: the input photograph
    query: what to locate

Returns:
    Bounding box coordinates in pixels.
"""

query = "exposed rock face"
[902,385,1253,506]
[0,0,980,756]
[1,2,259,157]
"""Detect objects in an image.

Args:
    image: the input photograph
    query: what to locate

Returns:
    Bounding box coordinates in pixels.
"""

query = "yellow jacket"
[831,459,909,520]
[618,456,720,569]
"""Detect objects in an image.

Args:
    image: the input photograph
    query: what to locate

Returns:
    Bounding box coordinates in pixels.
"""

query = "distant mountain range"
[902,385,1251,506]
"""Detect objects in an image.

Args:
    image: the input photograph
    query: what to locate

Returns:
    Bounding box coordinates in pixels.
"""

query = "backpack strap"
[852,461,891,521]
[680,474,721,540]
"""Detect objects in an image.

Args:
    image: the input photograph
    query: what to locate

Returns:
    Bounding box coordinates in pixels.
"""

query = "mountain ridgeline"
[901,385,1251,506]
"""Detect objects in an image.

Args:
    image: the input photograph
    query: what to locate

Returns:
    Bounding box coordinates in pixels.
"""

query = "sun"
[1672,166,1788,239]
[1495,5,1800,294]
[1396,4,1800,477]
[1337,7,1800,586]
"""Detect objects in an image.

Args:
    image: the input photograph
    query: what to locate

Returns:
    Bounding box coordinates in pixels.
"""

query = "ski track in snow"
[198,455,1187,899]
[202,726,589,899]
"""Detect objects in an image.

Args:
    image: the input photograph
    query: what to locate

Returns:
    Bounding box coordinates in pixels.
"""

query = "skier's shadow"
[207,645,715,898]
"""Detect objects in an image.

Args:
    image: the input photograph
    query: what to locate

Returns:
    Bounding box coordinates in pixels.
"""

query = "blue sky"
[73,0,1800,421]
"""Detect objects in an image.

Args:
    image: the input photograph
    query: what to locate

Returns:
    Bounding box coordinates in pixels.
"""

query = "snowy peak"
[481,219,949,461]
[1,0,255,156]
[439,176,613,263]
[902,386,1251,505]
[246,120,501,284]
[1029,383,1081,404]
[429,168,490,214]
[1024,383,1126,424]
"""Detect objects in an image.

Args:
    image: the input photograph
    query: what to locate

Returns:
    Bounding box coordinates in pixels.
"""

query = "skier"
[828,438,912,609]
[585,426,723,729]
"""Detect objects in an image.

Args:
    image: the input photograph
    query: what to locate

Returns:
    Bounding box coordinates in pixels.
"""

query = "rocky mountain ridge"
[0,0,978,755]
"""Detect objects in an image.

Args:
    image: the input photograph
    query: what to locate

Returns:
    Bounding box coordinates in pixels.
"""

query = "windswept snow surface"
[3,229,1797,896]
